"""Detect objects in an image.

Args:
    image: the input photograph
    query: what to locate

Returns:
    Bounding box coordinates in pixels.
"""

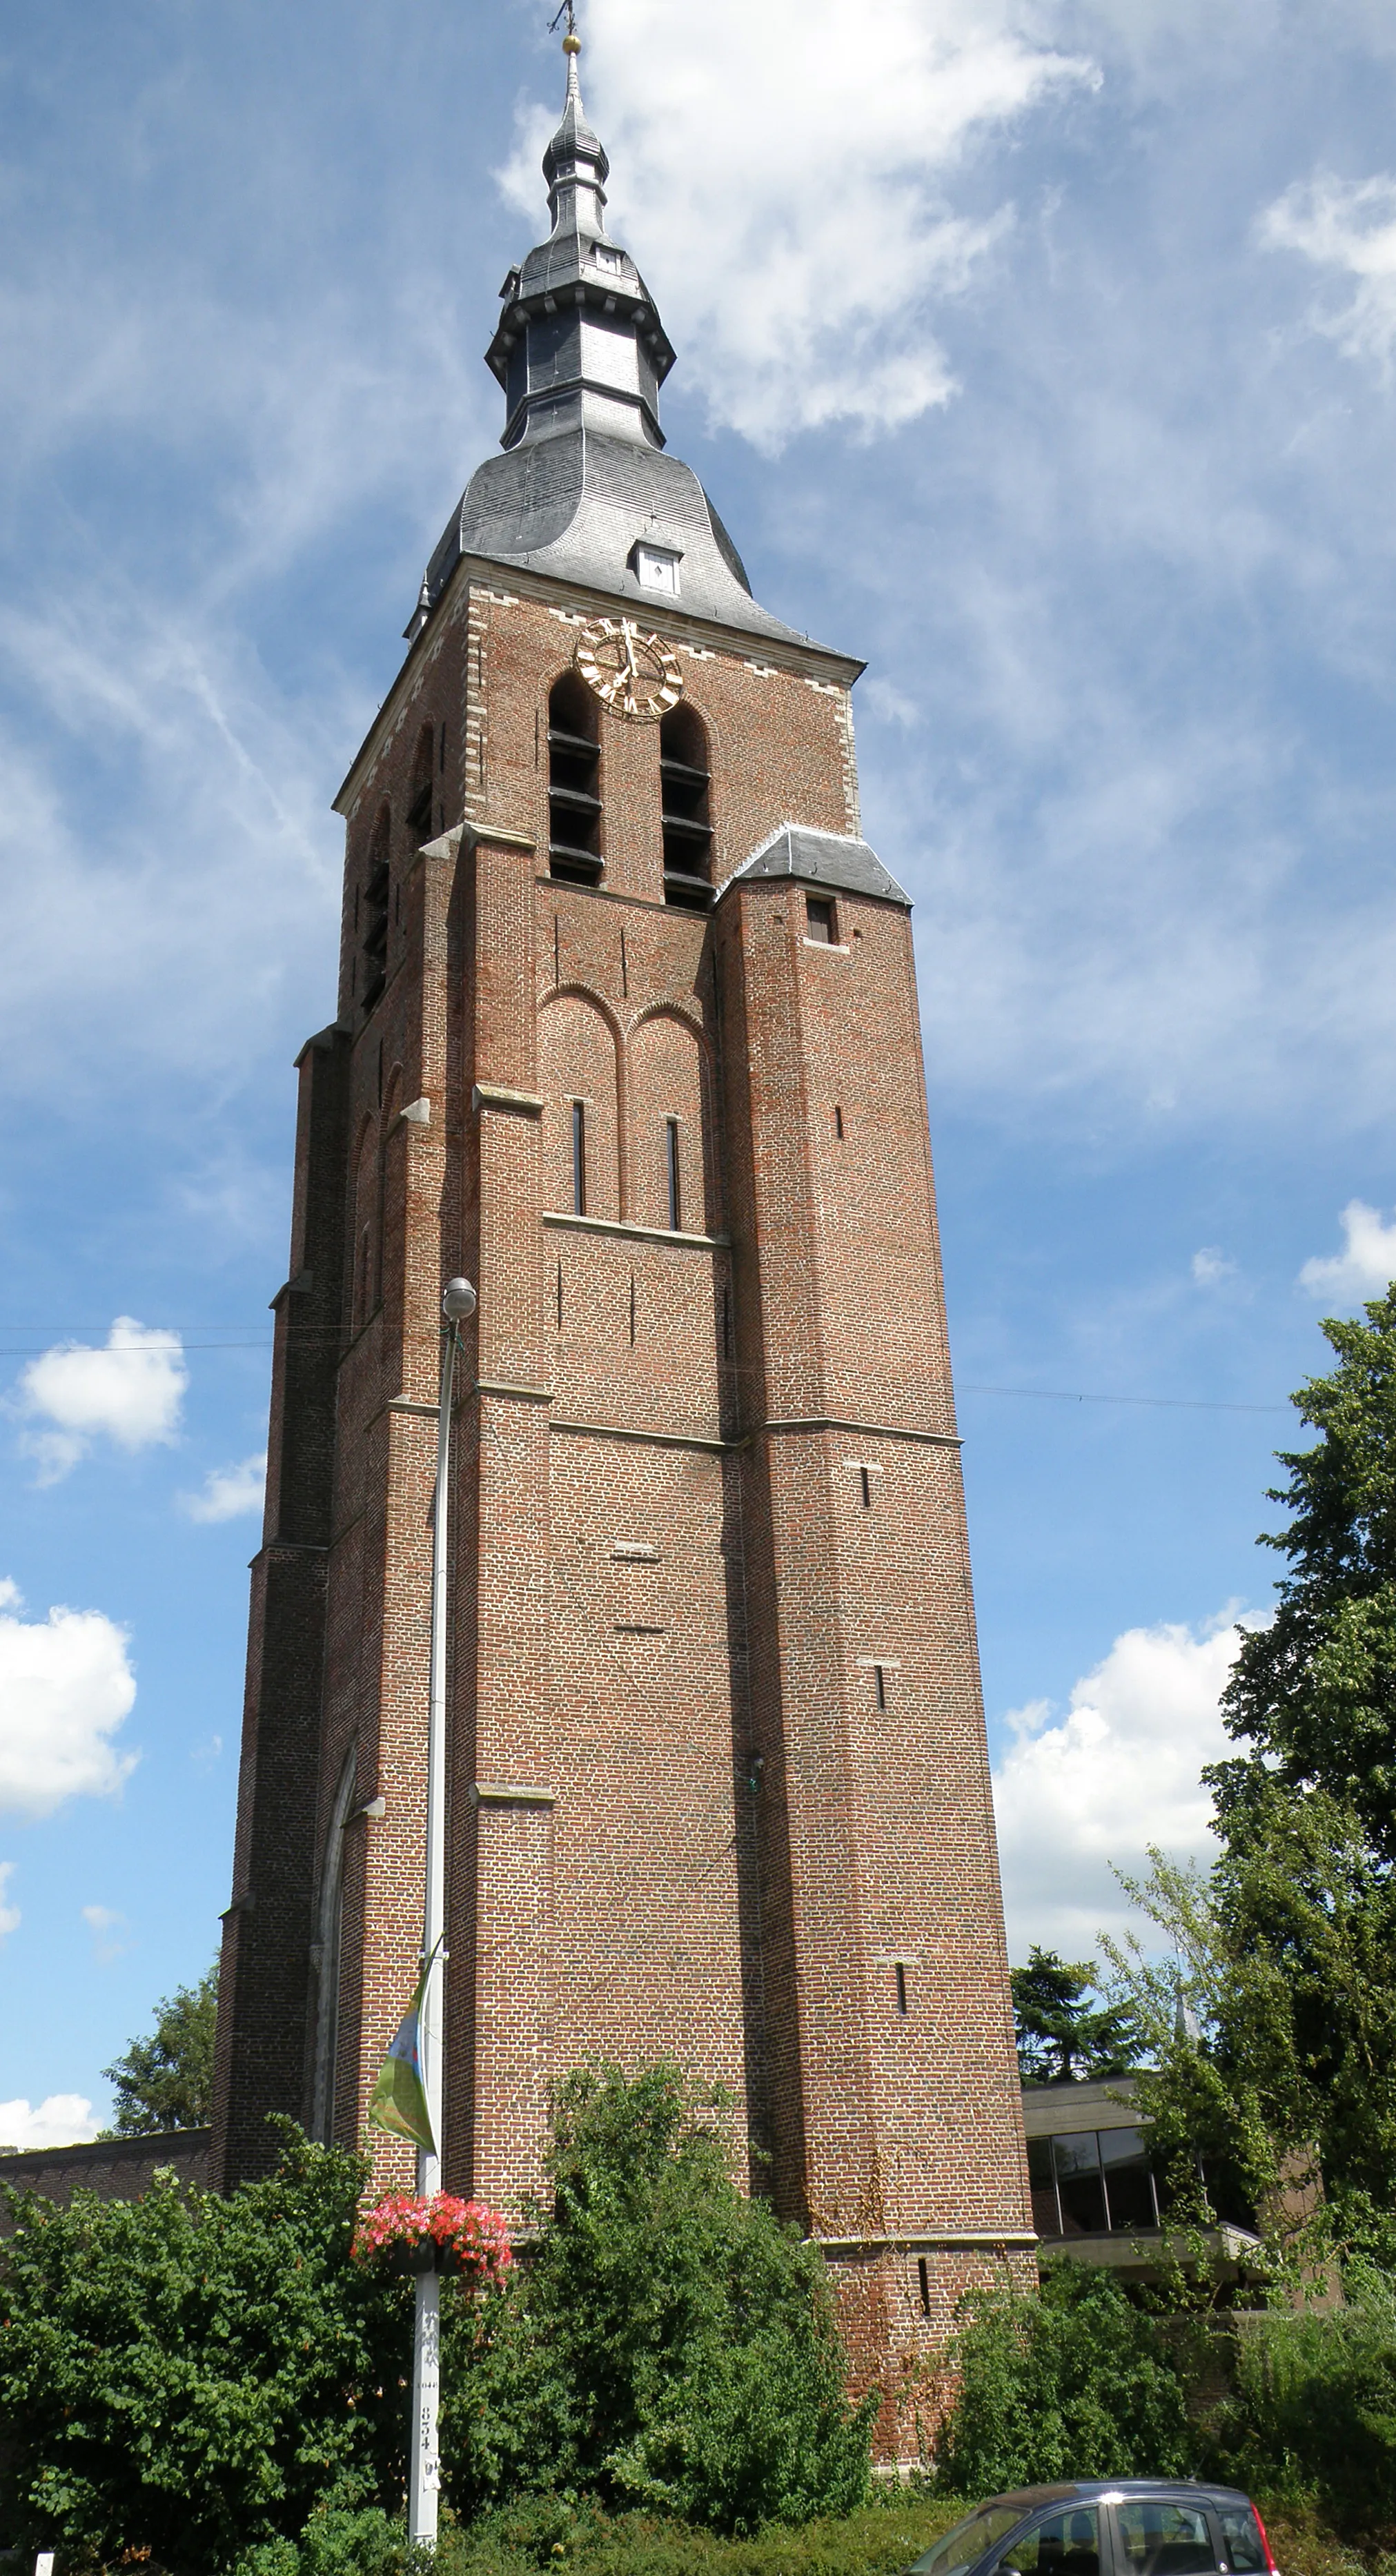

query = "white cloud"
[0,1584,137,1820]
[179,1451,267,1524]
[81,1904,131,1965]
[0,1862,19,1943]
[1299,1198,1396,1304]
[1191,1246,1237,1286]
[502,0,1098,450]
[0,2094,100,2153]
[1261,171,1396,379]
[12,1317,187,1483]
[992,1612,1242,1959]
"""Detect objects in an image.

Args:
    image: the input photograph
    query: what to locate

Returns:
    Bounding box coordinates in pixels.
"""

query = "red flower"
[351,2190,513,2281]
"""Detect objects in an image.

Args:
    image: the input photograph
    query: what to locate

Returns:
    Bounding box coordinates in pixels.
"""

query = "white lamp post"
[408,1275,476,2553]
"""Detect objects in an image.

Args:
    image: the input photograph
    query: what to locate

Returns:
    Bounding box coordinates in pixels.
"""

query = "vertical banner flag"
[368,1941,441,2154]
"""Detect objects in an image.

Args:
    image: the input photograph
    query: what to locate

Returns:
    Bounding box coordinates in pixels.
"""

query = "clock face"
[575,618,684,721]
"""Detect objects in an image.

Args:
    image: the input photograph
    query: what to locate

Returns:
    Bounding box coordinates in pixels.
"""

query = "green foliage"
[1206,2266,1396,2522]
[1010,1946,1143,2085]
[930,2261,1194,2495]
[101,1959,219,2134]
[0,2123,413,2574]
[1212,1286,1396,1858]
[431,2499,969,2576]
[234,2501,421,2576]
[1104,1793,1396,2243]
[442,2063,874,2535]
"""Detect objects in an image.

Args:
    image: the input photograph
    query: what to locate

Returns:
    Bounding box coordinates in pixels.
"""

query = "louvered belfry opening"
[660,704,713,910]
[362,803,391,1011]
[548,673,603,883]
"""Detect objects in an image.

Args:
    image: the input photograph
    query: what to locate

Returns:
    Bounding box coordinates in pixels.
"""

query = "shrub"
[1207,2263,1396,2518]
[0,2124,413,2574]
[931,2261,1194,2495]
[441,2064,875,2533]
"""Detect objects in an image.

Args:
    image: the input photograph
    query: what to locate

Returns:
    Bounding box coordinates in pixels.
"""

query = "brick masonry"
[0,2128,210,2228]
[211,555,1036,2444]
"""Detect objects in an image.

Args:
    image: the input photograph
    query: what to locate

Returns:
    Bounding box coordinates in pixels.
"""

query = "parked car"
[907,2483,1277,2576]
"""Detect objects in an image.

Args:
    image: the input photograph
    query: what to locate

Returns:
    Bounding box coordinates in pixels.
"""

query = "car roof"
[981,2483,1253,2508]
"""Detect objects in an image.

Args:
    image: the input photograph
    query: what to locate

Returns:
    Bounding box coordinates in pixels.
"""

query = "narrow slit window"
[722,1286,731,1357]
[895,1962,908,2016]
[572,1101,587,1217]
[556,1260,563,1330]
[874,1664,887,1711]
[629,1275,636,1346]
[917,2256,931,2317]
[834,1103,845,1138]
[666,1118,681,1232]
[806,894,836,943]
[859,1466,872,1510]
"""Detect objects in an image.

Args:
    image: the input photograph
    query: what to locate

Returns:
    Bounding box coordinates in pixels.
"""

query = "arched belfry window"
[548,674,603,885]
[362,805,391,1011]
[406,722,435,845]
[660,705,713,912]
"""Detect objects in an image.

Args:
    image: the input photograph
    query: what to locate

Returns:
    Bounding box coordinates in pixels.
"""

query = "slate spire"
[484,27,674,453]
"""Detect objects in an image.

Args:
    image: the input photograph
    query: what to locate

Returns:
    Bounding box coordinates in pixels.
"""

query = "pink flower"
[352,2190,513,2280]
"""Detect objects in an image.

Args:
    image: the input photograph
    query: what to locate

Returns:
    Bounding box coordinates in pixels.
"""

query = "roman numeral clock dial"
[575,617,683,720]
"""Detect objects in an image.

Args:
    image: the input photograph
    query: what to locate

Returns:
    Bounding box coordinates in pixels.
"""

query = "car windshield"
[913,2507,1028,2576]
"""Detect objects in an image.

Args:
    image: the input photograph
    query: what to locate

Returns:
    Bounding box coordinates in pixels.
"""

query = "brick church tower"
[210,33,1034,2409]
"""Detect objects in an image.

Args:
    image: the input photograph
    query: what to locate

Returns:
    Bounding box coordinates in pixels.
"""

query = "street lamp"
[409,1275,476,2553]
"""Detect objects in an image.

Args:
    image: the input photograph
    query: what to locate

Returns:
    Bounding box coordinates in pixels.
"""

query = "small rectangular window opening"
[895,1962,908,2016]
[834,1103,844,1138]
[572,1101,587,1217]
[556,1260,563,1330]
[438,722,446,774]
[806,895,836,943]
[666,1117,682,1232]
[916,2255,931,2317]
[629,1275,636,1346]
[859,1466,872,1510]
[874,1664,887,1711]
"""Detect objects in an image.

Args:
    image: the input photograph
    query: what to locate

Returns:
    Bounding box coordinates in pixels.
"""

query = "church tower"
[210,32,1034,2423]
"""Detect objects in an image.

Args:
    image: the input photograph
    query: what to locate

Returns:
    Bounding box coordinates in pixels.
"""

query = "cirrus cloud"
[1261,170,1396,380]
[501,0,1099,451]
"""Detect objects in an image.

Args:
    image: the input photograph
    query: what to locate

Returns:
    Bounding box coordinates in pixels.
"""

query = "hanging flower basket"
[352,2190,512,2287]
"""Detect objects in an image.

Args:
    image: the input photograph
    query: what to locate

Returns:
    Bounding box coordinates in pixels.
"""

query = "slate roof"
[722,825,912,909]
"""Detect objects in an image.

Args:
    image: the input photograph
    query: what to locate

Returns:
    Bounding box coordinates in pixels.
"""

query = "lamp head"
[442,1277,477,1322]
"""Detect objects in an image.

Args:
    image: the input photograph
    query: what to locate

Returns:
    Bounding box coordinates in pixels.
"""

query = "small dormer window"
[592,242,623,274]
[631,541,682,598]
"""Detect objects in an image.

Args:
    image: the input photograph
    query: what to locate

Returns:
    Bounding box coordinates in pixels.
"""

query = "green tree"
[1104,1800,1396,2246]
[442,2063,874,2534]
[930,2263,1192,2495]
[101,1959,219,2134]
[1210,1284,1396,1856]
[1010,1946,1143,2085]
[0,2125,412,2575]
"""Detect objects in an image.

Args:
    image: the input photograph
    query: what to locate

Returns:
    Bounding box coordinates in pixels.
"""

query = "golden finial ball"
[562,30,582,51]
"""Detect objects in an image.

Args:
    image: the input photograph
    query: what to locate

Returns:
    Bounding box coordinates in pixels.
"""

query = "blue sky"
[5,0,1396,2143]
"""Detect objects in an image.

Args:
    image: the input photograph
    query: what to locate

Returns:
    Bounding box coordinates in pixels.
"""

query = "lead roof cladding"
[409,41,825,652]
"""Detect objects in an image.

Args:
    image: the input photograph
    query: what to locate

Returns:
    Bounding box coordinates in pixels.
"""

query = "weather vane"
[549,0,580,48]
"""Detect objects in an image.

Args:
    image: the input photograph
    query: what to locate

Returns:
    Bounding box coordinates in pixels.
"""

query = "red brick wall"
[214,562,1034,2437]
